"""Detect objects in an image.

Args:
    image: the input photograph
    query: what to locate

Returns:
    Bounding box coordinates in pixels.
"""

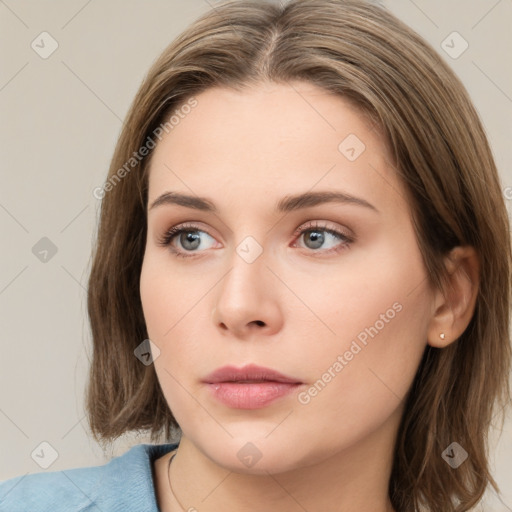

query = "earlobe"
[427,246,480,348]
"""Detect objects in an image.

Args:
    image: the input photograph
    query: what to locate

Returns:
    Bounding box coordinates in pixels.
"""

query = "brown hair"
[86,0,512,510]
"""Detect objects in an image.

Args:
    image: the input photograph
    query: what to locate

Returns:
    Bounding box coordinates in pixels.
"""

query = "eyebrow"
[149,190,379,214]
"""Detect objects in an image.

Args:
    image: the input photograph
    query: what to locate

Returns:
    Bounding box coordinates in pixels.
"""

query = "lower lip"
[206,382,300,409]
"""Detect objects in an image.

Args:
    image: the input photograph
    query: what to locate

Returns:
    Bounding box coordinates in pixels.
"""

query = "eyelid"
[291,220,354,241]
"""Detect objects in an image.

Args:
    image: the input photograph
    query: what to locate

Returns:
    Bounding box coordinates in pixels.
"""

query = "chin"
[188,430,327,475]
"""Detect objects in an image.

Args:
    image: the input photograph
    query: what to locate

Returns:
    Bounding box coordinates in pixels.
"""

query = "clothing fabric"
[0,442,178,512]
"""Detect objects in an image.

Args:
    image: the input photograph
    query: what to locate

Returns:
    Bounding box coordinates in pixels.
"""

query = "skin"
[140,81,479,512]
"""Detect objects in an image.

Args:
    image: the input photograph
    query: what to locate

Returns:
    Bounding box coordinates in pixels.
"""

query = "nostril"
[252,320,265,327]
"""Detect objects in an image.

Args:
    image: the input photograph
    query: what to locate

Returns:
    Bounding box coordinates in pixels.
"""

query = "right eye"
[157,223,218,258]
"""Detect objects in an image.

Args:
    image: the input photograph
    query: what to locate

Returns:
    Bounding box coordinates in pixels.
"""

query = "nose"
[212,247,284,339]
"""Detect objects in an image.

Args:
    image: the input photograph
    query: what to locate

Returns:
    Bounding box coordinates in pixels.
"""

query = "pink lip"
[203,364,302,409]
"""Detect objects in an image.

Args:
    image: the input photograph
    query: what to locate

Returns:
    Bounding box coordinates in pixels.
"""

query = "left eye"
[296,228,347,250]
[292,224,352,253]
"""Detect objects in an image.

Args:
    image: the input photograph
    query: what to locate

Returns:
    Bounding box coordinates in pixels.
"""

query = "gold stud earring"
[439,333,446,340]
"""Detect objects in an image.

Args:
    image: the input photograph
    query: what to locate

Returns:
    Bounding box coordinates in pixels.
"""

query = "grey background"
[1,0,511,508]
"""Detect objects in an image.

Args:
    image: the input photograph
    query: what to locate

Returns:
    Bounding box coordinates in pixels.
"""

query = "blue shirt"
[0,442,178,512]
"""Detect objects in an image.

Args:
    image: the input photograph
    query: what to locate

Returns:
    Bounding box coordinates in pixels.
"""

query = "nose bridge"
[219,236,268,308]
[213,232,282,335]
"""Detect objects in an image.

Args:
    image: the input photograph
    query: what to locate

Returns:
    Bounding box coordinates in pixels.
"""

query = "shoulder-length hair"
[86,1,511,510]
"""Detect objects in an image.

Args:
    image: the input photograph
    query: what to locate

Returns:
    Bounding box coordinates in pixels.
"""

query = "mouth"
[202,364,303,409]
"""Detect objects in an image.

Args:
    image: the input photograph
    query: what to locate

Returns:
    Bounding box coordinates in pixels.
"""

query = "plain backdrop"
[1,0,511,509]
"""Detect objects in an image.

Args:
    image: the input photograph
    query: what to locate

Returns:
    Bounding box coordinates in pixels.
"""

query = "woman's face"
[140,81,435,473]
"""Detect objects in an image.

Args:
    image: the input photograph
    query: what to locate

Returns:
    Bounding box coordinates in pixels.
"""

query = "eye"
[292,222,353,254]
[157,223,217,258]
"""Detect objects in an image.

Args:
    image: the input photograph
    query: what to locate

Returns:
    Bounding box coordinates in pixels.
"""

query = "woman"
[1,0,510,511]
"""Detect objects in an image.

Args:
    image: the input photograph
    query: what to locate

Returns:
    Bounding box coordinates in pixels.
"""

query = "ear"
[427,246,480,348]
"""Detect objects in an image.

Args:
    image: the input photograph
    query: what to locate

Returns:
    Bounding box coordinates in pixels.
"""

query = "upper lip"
[203,364,302,384]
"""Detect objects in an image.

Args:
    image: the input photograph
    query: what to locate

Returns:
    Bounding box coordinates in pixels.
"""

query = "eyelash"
[156,221,354,259]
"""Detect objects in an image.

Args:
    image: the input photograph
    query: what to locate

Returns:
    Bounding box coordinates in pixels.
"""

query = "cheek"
[140,253,207,425]
[140,258,170,345]
[140,251,212,346]
[139,250,221,410]
[292,243,431,427]
[289,305,429,459]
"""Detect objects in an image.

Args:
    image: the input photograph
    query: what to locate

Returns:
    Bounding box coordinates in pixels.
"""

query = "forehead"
[147,82,409,218]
